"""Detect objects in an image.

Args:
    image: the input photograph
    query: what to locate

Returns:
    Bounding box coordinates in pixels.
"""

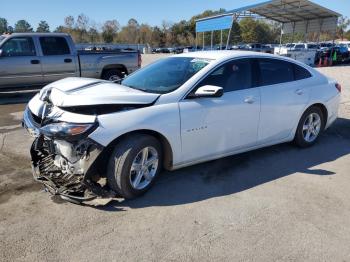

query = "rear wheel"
[294,106,325,147]
[107,135,162,199]
[102,69,124,82]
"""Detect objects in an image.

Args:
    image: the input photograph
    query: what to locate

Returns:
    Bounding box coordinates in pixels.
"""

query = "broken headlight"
[40,122,96,139]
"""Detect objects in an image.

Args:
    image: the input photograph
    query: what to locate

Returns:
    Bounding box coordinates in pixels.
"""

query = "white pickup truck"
[0,33,141,89]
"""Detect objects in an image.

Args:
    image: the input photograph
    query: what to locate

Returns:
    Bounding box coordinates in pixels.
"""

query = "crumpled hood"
[40,77,160,107]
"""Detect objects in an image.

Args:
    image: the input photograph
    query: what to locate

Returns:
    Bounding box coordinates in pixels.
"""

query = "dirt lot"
[0,56,350,261]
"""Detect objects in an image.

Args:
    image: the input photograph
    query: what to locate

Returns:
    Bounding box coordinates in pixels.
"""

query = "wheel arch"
[304,103,328,127]
[101,64,128,78]
[101,129,174,171]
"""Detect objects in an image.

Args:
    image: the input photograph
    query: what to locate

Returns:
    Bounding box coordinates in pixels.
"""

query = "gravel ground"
[0,56,350,262]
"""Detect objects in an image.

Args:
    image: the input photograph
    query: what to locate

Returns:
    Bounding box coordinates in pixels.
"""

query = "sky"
[1,0,349,30]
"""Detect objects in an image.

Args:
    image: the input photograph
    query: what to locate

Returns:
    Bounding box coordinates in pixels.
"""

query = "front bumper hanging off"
[23,107,113,203]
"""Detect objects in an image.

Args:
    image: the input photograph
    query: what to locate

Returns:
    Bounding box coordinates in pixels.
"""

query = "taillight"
[138,53,142,68]
[335,83,342,93]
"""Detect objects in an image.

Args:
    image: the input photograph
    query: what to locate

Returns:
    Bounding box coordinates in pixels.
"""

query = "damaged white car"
[23,51,341,203]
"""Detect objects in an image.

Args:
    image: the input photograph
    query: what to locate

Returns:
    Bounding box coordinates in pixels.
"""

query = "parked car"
[0,33,141,89]
[239,43,274,53]
[23,51,341,203]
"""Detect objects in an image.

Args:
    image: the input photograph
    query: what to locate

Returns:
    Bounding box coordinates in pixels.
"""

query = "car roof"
[3,33,70,37]
[175,50,287,61]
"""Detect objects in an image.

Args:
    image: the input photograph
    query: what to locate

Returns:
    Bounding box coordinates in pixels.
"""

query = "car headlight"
[40,122,96,138]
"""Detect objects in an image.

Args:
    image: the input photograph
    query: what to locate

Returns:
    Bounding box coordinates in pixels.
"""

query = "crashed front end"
[22,96,109,203]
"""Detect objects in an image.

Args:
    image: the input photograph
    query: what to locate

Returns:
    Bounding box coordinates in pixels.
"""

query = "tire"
[294,106,325,148]
[107,135,163,199]
[102,69,124,82]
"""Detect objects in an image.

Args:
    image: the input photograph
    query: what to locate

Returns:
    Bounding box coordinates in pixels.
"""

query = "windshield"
[121,57,212,94]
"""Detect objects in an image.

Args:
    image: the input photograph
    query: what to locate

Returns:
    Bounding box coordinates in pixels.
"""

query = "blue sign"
[196,15,233,33]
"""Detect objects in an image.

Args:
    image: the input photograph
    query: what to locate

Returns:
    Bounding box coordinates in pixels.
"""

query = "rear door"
[0,36,43,88]
[179,58,261,163]
[257,58,311,144]
[39,36,78,84]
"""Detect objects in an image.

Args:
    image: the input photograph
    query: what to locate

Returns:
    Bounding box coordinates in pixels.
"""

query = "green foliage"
[36,20,50,33]
[14,20,33,33]
[0,18,8,34]
[239,18,273,44]
[337,16,350,40]
[102,20,119,43]
[3,9,347,46]
[345,30,350,40]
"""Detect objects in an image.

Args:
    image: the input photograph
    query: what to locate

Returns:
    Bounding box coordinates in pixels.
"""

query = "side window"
[258,58,294,86]
[39,37,70,55]
[294,64,312,80]
[198,59,253,93]
[1,37,36,57]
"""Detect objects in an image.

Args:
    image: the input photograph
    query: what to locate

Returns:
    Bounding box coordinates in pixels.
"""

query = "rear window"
[39,37,70,55]
[258,58,294,86]
[294,64,312,80]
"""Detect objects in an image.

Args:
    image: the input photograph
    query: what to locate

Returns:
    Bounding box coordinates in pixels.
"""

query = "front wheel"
[102,69,124,82]
[107,135,162,199]
[294,106,325,148]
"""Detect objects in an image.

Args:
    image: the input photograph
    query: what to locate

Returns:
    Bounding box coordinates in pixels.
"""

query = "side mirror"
[194,85,224,98]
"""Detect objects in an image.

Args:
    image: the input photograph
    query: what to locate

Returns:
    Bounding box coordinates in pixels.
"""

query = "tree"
[0,18,8,34]
[88,27,99,43]
[345,30,350,40]
[337,16,350,40]
[239,18,272,43]
[7,26,14,33]
[36,20,50,33]
[151,26,163,47]
[139,24,153,44]
[102,20,119,43]
[118,18,140,43]
[64,16,75,30]
[14,20,33,32]
[76,13,89,42]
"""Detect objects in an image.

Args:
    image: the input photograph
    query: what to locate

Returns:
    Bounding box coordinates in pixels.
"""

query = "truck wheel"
[294,106,325,148]
[102,69,123,82]
[107,135,163,199]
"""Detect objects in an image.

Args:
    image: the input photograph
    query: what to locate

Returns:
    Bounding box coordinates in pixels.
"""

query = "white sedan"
[23,51,341,203]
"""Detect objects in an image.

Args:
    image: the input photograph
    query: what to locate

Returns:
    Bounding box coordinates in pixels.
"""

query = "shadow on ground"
[100,117,350,211]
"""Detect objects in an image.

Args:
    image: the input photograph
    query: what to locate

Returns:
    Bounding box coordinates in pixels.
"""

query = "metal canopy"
[196,0,341,34]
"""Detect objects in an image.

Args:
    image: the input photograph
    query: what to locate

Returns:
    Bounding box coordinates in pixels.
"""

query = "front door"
[0,36,43,88]
[179,58,261,163]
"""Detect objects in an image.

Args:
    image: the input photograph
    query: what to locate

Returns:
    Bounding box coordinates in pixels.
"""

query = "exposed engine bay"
[30,135,110,203]
[22,77,159,203]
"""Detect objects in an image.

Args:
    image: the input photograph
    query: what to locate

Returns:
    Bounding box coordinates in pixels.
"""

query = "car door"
[39,36,78,84]
[0,36,43,88]
[179,58,261,163]
[257,58,311,144]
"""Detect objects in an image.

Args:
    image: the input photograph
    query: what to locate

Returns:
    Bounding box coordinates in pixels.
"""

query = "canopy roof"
[196,0,341,34]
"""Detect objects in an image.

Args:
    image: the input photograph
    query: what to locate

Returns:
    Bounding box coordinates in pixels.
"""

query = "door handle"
[31,59,40,64]
[64,58,72,63]
[295,89,304,95]
[244,96,255,104]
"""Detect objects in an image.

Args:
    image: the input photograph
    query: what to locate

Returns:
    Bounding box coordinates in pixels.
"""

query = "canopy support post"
[226,14,237,50]
[291,22,296,44]
[304,20,309,42]
[195,32,198,51]
[211,31,213,50]
[203,32,205,50]
[220,30,223,50]
[279,23,283,53]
